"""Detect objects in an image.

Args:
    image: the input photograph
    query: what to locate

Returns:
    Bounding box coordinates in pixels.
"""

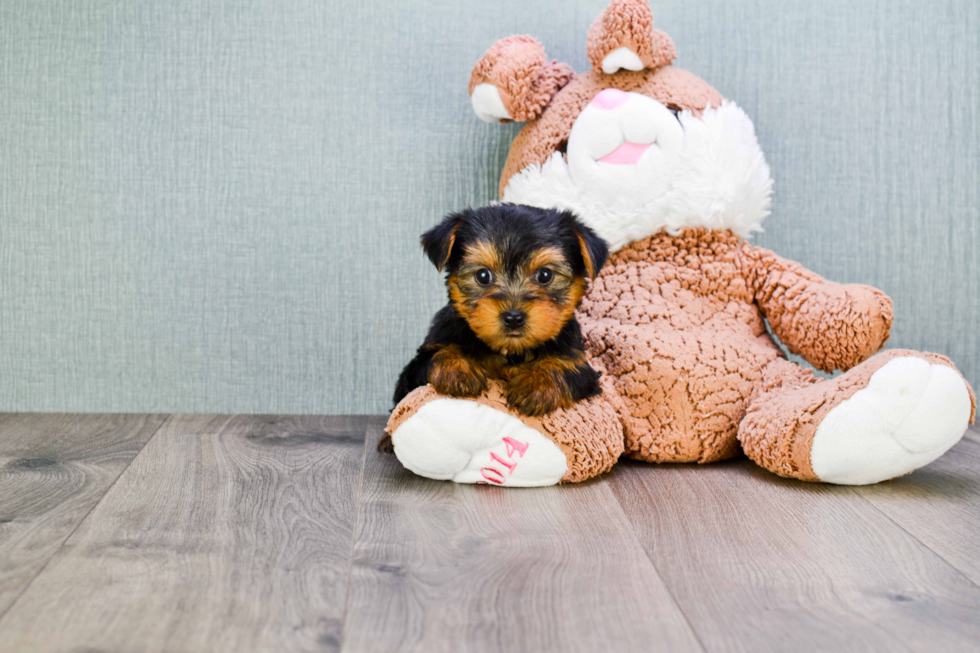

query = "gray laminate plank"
[0,413,168,617]
[852,428,980,585]
[608,456,980,653]
[963,425,980,446]
[340,421,703,653]
[0,414,368,653]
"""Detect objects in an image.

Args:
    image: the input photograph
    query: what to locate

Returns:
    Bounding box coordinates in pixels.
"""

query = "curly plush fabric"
[580,229,891,463]
[741,247,894,372]
[468,35,575,123]
[577,229,972,473]
[586,0,676,73]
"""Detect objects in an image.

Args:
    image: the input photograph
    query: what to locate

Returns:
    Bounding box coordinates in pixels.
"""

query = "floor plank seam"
[602,475,710,653]
[848,486,980,592]
[337,417,372,652]
[0,413,174,625]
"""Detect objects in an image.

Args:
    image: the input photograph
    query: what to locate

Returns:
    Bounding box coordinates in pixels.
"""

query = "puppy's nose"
[591,88,628,110]
[502,310,526,329]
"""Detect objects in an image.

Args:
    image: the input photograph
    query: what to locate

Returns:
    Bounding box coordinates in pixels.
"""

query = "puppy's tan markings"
[464,241,502,272]
[527,247,565,272]
[504,352,586,416]
[428,344,488,397]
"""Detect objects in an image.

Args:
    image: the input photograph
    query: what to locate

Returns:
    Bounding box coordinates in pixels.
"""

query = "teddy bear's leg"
[739,351,976,485]
[386,378,624,487]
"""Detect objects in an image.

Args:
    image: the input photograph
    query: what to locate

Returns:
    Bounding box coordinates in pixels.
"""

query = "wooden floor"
[0,415,978,652]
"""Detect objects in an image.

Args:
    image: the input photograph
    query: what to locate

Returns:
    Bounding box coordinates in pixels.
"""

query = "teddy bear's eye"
[475,268,494,286]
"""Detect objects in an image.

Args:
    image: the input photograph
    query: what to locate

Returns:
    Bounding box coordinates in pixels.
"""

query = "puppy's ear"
[577,228,609,280]
[562,212,608,280]
[421,211,465,271]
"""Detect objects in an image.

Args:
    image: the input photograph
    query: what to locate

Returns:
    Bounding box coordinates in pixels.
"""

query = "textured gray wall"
[1,0,977,413]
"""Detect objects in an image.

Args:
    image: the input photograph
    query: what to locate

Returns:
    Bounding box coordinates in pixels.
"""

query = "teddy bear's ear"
[469,36,575,123]
[587,0,676,75]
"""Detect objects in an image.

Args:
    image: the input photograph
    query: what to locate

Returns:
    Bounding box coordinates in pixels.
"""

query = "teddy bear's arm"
[741,245,894,373]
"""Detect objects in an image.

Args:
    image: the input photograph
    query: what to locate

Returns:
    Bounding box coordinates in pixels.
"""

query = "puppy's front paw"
[506,371,572,417]
[429,350,488,398]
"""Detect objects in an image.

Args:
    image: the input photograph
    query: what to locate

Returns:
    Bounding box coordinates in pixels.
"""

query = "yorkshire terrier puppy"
[392,203,609,420]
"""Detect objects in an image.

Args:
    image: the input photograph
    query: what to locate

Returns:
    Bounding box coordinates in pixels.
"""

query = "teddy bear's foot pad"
[811,356,972,485]
[391,398,568,487]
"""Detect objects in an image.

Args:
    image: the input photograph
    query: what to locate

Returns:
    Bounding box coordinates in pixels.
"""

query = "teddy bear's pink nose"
[591,88,628,110]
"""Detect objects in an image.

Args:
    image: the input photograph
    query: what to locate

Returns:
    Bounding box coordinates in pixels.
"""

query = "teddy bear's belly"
[586,302,783,464]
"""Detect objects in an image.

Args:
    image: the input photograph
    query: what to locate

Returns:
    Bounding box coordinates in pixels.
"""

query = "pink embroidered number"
[481,468,505,484]
[478,437,529,485]
[503,437,528,458]
[489,452,516,474]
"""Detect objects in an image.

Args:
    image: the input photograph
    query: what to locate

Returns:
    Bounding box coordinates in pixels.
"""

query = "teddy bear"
[385,0,976,487]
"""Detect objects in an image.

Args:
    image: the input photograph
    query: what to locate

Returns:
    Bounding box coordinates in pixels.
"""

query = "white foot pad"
[811,356,972,485]
[391,398,568,487]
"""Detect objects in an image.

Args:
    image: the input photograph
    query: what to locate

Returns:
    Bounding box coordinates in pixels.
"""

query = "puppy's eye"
[475,268,494,286]
[534,268,554,285]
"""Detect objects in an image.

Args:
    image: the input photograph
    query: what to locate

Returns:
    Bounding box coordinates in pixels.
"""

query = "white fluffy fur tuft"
[502,101,773,251]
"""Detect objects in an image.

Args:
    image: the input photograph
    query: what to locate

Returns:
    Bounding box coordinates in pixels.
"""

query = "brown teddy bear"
[386,0,976,487]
